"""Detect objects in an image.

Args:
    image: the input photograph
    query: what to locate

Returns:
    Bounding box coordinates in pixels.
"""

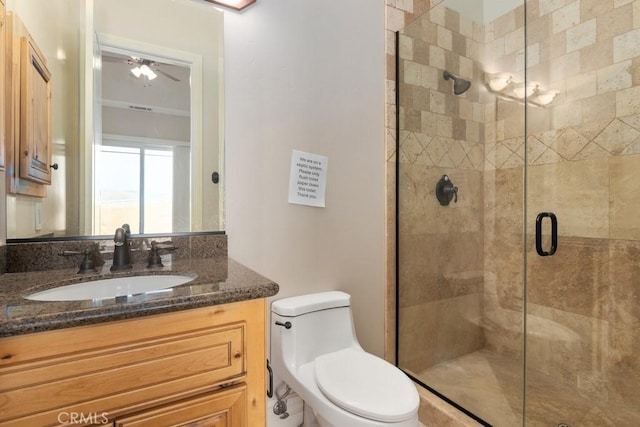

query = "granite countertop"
[0,257,279,337]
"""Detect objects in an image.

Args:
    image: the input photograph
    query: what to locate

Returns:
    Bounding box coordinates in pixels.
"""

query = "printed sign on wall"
[288,150,328,208]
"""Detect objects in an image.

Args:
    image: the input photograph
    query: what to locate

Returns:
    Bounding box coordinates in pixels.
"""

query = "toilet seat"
[313,348,419,423]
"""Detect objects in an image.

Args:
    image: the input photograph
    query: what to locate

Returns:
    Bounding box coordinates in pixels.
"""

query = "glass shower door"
[523,0,640,425]
[397,0,640,425]
[396,1,527,425]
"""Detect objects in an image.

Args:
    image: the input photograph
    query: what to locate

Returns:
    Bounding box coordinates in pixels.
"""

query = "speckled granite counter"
[0,257,279,337]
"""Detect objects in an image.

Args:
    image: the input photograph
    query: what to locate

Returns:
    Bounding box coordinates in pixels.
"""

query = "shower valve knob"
[436,175,459,206]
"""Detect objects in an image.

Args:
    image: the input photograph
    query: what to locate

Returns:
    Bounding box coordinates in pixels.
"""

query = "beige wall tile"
[549,30,568,59]
[597,60,633,94]
[459,56,473,80]
[404,61,422,85]
[444,7,460,34]
[429,44,446,68]
[566,19,597,52]
[422,65,439,88]
[387,5,407,32]
[552,1,580,34]
[580,39,614,73]
[581,0,614,22]
[396,0,414,13]
[582,92,617,123]
[413,39,431,65]
[552,102,584,128]
[539,0,569,16]
[421,18,438,45]
[417,386,485,426]
[437,25,453,50]
[398,34,414,60]
[466,120,481,143]
[398,302,439,370]
[610,154,640,239]
[525,302,610,385]
[616,85,640,116]
[430,4,445,26]
[597,3,633,41]
[551,51,581,82]
[436,114,453,137]
[613,28,640,62]
[505,28,525,55]
[609,240,640,407]
[494,10,517,39]
[528,158,610,238]
[430,89,446,114]
[527,237,610,319]
[421,110,438,135]
[594,119,640,154]
[486,38,506,62]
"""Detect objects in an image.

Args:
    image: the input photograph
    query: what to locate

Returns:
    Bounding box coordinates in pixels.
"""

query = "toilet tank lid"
[272,291,351,316]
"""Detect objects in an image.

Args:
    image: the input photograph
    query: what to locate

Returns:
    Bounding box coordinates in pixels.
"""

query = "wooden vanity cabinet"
[0,299,266,427]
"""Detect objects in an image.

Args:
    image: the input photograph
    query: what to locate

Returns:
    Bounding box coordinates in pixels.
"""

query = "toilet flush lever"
[275,321,292,329]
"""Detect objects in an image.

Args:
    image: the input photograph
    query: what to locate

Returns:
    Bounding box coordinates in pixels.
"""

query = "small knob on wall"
[435,174,459,206]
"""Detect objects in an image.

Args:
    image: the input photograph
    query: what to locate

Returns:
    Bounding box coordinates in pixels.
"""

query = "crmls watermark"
[57,412,109,425]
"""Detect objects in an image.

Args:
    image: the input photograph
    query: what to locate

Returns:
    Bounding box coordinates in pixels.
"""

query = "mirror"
[5,0,225,240]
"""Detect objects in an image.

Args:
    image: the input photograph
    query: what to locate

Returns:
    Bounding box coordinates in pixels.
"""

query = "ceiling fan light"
[204,0,256,11]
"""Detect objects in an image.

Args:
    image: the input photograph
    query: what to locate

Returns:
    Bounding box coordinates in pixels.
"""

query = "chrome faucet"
[111,224,133,271]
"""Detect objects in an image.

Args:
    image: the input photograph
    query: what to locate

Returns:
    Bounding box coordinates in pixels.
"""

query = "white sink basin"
[25,275,195,301]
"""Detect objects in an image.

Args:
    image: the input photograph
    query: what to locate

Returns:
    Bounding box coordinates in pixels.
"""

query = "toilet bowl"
[270,291,419,427]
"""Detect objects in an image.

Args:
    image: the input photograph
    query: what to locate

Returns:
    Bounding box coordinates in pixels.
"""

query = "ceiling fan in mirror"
[102,54,181,82]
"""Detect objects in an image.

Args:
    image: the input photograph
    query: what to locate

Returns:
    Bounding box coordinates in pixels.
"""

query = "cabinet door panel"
[19,35,51,184]
[115,385,246,427]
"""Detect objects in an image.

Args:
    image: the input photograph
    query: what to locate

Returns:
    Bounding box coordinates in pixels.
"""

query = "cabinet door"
[115,386,247,427]
[19,35,51,184]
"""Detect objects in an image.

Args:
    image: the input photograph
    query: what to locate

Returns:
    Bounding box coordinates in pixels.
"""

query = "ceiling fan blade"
[102,56,128,64]
[156,68,181,82]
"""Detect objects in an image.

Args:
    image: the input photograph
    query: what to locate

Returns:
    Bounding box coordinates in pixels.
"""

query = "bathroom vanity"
[0,240,278,427]
[0,300,264,426]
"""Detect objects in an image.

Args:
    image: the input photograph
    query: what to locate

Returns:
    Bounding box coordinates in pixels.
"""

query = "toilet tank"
[271,291,361,368]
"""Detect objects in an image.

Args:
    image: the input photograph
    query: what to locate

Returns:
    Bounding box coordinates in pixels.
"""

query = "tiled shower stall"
[394,0,640,425]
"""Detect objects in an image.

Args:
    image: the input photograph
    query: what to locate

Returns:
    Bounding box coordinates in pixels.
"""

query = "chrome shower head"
[443,70,471,95]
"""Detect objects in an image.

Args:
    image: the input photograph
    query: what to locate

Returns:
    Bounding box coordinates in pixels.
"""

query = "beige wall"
[224,0,387,357]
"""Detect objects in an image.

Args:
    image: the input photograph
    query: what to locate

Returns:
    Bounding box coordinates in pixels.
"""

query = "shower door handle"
[535,212,557,256]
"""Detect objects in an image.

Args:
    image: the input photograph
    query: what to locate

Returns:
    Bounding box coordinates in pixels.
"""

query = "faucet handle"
[61,249,97,274]
[147,241,177,268]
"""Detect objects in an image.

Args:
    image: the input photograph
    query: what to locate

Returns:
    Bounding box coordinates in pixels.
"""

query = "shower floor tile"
[410,349,640,427]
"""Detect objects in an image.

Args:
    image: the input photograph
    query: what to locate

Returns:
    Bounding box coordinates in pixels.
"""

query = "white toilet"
[270,291,420,427]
